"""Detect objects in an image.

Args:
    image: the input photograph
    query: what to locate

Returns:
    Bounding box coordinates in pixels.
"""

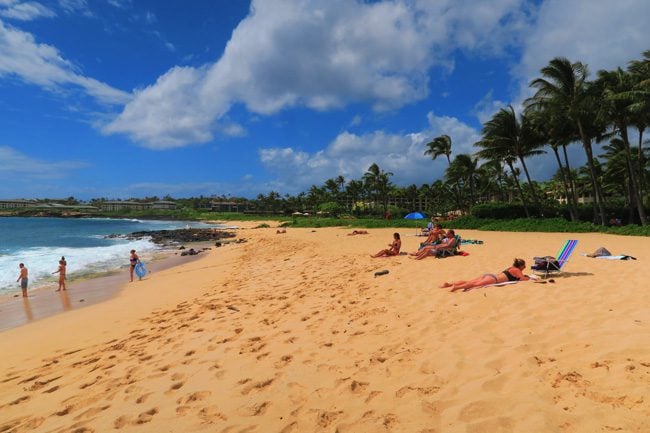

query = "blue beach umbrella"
[404,212,426,233]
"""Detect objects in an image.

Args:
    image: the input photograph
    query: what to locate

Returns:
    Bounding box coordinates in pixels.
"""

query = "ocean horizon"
[0,217,214,295]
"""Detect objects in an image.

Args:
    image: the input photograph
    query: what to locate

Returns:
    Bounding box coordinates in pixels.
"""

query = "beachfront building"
[0,199,36,209]
[210,201,242,212]
[100,201,152,211]
[151,201,177,210]
[99,200,178,211]
[0,199,33,209]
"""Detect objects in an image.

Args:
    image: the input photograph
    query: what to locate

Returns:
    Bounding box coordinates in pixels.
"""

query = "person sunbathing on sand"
[348,230,369,235]
[276,228,287,234]
[410,230,456,260]
[371,233,401,257]
[440,258,530,292]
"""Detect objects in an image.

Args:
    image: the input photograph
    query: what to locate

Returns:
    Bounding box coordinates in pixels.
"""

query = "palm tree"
[476,159,507,202]
[527,57,607,225]
[475,106,546,215]
[424,134,452,165]
[596,67,646,224]
[447,154,478,209]
[345,179,364,213]
[363,163,393,214]
[425,134,462,207]
[526,109,580,221]
[626,51,650,206]
[475,138,530,217]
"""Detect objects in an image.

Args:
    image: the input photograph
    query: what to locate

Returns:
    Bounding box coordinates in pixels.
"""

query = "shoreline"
[0,243,213,333]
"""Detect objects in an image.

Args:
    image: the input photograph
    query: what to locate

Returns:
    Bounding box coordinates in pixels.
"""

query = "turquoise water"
[0,217,212,294]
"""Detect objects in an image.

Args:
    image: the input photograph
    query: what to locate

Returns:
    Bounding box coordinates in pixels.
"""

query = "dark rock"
[180,248,200,256]
[121,228,237,245]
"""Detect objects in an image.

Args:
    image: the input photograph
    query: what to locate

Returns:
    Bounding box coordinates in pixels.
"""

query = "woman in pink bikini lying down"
[439,258,530,292]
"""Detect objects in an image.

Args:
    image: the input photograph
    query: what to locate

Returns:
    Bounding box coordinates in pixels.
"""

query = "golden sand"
[0,223,649,432]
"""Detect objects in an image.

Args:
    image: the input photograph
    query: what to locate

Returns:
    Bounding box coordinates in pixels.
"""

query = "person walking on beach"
[52,259,66,291]
[129,249,139,282]
[17,263,28,297]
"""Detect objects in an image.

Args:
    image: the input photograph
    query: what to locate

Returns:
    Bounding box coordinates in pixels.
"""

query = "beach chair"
[532,239,578,278]
[436,235,461,258]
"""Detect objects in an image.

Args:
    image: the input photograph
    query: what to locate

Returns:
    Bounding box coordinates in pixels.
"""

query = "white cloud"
[0,1,55,21]
[58,0,91,16]
[0,19,130,105]
[472,90,508,124]
[106,0,130,9]
[0,146,89,179]
[257,112,482,194]
[105,0,531,148]
[514,0,650,102]
[144,10,156,24]
[103,179,264,199]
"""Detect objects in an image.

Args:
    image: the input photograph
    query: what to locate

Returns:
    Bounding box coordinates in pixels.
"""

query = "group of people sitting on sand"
[366,228,546,292]
[369,226,459,260]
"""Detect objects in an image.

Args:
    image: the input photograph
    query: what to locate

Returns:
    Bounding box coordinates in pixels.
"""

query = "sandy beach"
[1,223,648,432]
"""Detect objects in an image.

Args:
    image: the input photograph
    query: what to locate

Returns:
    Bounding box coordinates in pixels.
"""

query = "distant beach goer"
[348,230,369,235]
[52,259,67,291]
[17,263,28,297]
[371,233,401,258]
[419,223,444,248]
[61,256,67,280]
[439,258,530,292]
[410,229,457,260]
[276,228,287,234]
[129,249,139,282]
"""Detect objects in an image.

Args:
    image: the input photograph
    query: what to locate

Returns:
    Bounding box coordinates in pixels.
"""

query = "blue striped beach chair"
[532,239,578,278]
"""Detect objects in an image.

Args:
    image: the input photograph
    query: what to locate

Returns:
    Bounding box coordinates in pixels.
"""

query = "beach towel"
[593,255,637,260]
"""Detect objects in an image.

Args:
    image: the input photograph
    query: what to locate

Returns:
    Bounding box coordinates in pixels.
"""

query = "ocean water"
[0,217,212,294]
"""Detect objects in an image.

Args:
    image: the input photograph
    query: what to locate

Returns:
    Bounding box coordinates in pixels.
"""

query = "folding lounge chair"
[436,235,461,258]
[532,239,578,278]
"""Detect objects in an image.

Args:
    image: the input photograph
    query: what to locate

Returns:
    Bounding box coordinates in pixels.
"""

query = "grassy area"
[6,208,650,236]
[260,215,650,236]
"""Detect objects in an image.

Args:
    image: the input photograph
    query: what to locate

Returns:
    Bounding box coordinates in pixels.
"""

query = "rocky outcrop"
[122,228,237,245]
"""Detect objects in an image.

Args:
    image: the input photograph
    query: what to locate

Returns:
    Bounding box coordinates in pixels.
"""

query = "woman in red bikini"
[439,258,529,292]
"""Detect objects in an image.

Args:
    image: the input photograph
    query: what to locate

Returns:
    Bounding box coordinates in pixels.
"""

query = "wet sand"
[0,246,210,332]
[0,223,648,432]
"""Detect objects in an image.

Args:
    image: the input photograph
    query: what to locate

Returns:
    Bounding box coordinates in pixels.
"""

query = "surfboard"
[134,261,147,279]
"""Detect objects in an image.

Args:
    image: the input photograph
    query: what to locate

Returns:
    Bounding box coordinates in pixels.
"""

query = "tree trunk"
[638,127,646,208]
[519,155,542,216]
[562,144,580,214]
[552,146,577,221]
[620,126,646,225]
[577,120,606,225]
[507,161,530,218]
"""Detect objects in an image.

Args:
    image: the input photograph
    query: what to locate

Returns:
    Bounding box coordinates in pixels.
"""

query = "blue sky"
[0,0,649,200]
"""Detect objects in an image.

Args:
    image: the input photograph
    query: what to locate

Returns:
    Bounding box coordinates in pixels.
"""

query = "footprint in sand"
[238,401,271,416]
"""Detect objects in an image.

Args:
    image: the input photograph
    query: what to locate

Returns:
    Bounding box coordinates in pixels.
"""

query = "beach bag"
[531,256,559,270]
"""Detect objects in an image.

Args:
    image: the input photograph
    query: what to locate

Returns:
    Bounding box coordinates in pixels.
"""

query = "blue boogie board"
[134,261,147,279]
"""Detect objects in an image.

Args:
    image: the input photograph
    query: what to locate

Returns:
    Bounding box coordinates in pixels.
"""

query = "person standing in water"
[17,263,28,297]
[52,259,66,291]
[129,249,139,282]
